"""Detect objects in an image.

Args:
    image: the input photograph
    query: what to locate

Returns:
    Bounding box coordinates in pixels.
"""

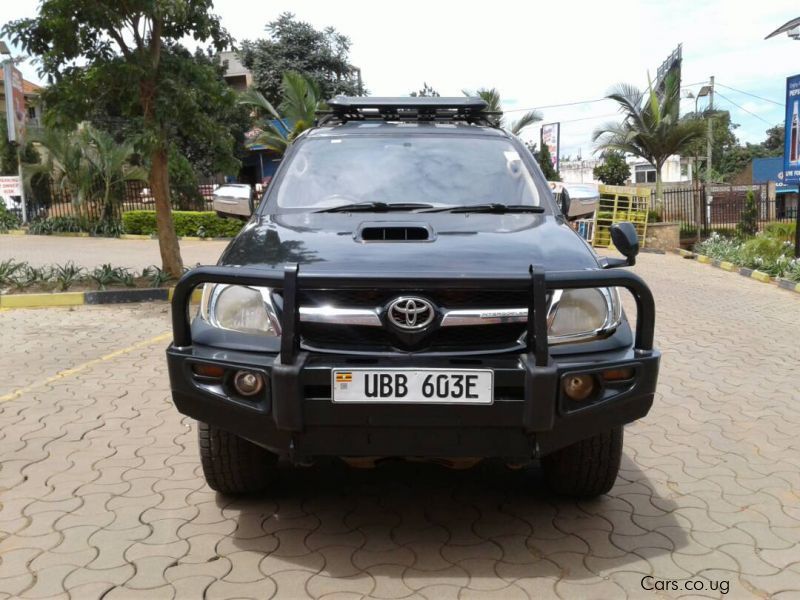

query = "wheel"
[197,421,277,494]
[541,426,623,498]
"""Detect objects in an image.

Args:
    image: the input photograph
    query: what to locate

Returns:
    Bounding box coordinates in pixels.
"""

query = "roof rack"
[317,96,498,126]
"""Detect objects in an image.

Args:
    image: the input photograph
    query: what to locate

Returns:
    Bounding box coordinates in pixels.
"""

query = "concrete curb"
[0,287,179,309]
[2,232,234,241]
[673,248,800,295]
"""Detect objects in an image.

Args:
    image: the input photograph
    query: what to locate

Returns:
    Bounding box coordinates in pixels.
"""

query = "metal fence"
[659,184,797,237]
[25,178,222,223]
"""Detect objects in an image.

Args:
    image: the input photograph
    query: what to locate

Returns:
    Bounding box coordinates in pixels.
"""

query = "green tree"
[239,71,325,156]
[592,73,706,202]
[593,151,631,185]
[4,1,232,276]
[681,110,738,180]
[241,13,362,107]
[737,190,758,237]
[410,83,440,97]
[462,88,542,135]
[762,124,784,154]
[531,143,560,180]
[25,125,146,220]
[81,126,148,220]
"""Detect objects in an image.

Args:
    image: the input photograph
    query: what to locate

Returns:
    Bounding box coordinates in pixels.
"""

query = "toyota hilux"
[166,97,659,498]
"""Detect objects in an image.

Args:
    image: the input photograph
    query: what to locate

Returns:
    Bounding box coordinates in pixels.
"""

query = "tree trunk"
[655,163,663,207]
[150,143,183,277]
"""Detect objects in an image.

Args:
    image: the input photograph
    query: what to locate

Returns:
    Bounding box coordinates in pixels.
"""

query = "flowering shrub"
[695,231,800,282]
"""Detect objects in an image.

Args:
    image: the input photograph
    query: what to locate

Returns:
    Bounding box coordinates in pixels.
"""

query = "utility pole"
[705,76,714,239]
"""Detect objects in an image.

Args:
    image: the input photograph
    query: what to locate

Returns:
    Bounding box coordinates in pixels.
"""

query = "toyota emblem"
[387,297,435,330]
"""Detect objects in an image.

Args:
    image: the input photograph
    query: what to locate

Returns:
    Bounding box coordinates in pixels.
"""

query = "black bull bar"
[169,264,656,433]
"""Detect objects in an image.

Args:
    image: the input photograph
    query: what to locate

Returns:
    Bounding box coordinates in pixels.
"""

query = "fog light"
[193,364,225,378]
[563,374,595,401]
[602,367,634,381]
[233,370,264,396]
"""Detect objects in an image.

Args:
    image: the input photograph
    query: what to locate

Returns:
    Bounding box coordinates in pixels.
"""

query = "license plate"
[332,369,493,404]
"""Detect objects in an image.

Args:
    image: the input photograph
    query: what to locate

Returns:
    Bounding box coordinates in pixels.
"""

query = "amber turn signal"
[192,364,225,378]
[601,367,634,381]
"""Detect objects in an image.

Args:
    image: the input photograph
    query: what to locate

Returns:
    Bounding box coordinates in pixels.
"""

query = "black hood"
[218,212,600,274]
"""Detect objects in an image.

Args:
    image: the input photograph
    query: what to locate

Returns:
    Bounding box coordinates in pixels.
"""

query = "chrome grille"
[295,289,534,354]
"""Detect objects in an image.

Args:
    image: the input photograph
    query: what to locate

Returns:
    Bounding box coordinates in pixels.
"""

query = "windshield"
[273,135,543,211]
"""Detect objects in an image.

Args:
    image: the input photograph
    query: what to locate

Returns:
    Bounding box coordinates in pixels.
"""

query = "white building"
[558,155,693,185]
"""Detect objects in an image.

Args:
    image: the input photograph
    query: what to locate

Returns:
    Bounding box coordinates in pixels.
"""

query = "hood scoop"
[356,222,435,242]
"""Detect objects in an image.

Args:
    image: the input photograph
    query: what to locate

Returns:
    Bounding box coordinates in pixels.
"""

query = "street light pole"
[1,45,27,224]
[705,76,714,228]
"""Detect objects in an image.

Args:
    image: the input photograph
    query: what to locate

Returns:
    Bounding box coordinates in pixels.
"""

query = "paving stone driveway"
[0,252,799,599]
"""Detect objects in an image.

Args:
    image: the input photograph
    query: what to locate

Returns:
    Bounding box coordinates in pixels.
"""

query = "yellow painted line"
[0,292,85,308]
[0,332,172,403]
[719,261,736,272]
[751,270,772,283]
[4,229,26,236]
[167,288,202,302]
[119,234,152,240]
[696,254,711,264]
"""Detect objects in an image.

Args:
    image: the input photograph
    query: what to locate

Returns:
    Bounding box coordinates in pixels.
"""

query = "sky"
[2,0,799,159]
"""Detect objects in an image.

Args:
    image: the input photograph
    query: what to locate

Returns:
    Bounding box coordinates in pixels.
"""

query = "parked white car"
[212,184,253,219]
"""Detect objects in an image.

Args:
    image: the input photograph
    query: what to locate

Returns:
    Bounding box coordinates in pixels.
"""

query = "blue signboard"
[784,74,800,183]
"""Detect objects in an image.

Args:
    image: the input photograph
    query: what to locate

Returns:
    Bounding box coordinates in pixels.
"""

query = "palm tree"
[592,73,705,202]
[80,126,148,220]
[462,88,543,135]
[239,72,326,156]
[25,127,90,207]
[25,125,146,220]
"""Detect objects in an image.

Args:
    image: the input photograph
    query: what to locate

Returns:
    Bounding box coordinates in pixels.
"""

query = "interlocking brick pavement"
[0,252,799,599]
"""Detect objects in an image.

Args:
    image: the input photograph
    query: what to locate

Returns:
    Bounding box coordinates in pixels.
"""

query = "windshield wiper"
[316,201,435,213]
[422,203,545,214]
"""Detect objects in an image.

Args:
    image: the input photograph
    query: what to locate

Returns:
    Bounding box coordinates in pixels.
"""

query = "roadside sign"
[0,175,21,196]
[540,123,560,172]
[783,74,800,184]
[3,61,26,143]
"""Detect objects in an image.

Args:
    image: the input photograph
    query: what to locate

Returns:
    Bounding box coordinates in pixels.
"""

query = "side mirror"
[559,188,571,218]
[608,222,639,267]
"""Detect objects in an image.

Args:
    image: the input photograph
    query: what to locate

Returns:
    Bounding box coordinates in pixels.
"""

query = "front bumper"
[167,265,660,461]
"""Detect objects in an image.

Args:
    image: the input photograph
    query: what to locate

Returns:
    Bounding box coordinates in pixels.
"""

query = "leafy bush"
[0,259,25,286]
[1,260,195,293]
[695,230,797,278]
[51,262,85,291]
[737,190,758,237]
[0,204,20,232]
[90,220,124,238]
[27,216,123,237]
[763,222,796,242]
[739,235,794,276]
[28,216,84,235]
[647,209,663,223]
[141,266,173,288]
[122,210,243,238]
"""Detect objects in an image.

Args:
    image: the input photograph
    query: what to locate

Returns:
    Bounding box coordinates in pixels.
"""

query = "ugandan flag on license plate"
[335,372,353,384]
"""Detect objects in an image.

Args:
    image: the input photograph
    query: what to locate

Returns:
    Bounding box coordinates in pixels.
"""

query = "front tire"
[541,426,623,498]
[197,421,277,494]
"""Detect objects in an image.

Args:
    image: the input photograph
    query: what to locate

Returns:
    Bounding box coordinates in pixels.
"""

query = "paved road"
[1,252,799,599]
[0,235,229,271]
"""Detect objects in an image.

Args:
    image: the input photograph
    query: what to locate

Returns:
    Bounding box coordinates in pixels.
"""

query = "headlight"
[199,284,281,336]
[547,288,621,344]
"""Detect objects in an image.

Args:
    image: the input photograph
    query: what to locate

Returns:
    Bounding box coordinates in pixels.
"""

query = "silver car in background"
[212,183,254,219]
[548,181,600,220]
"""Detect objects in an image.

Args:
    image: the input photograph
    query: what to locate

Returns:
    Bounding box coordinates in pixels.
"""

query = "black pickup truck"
[167,97,659,498]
